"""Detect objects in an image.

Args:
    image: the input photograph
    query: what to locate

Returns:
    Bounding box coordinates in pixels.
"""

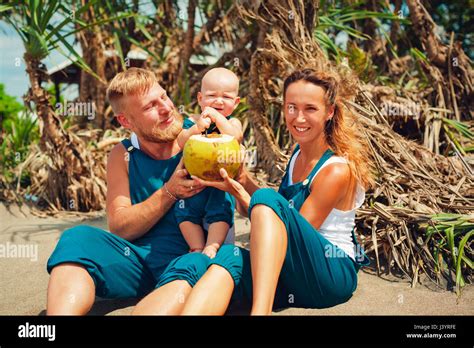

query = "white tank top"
[287,150,365,260]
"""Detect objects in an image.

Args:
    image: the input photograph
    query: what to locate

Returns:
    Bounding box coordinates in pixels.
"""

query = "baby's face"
[198,76,239,117]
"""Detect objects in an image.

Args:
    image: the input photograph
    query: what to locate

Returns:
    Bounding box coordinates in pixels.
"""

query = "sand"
[0,203,472,315]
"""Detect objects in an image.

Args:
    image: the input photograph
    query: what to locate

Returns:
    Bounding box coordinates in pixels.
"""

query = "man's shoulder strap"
[121,138,134,152]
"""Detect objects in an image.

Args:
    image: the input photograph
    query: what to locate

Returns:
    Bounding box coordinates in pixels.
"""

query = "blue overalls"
[209,145,370,310]
[46,125,213,299]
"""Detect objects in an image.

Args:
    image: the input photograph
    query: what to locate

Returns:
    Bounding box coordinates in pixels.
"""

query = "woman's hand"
[232,144,249,184]
[191,168,245,198]
[233,145,261,196]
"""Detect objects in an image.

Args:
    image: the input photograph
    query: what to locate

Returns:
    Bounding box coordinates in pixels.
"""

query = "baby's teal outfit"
[174,116,236,237]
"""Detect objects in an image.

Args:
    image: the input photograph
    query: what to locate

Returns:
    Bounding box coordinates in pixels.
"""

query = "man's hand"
[106,144,204,241]
[166,158,205,199]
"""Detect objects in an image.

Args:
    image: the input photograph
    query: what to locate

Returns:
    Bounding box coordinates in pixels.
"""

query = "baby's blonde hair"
[106,68,158,114]
[201,68,240,93]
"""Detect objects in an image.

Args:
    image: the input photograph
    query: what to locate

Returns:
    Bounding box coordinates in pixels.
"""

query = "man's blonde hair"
[106,68,158,114]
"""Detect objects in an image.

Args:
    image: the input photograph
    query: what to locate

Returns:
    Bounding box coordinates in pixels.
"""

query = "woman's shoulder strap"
[289,143,300,159]
[306,148,334,183]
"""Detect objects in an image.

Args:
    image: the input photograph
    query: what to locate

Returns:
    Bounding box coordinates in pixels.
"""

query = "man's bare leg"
[181,265,234,315]
[47,263,95,315]
[249,205,288,315]
[132,280,192,315]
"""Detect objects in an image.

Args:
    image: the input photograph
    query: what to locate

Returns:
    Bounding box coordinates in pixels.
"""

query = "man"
[46,68,222,315]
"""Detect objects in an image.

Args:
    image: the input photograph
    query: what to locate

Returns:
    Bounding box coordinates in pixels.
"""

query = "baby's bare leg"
[179,221,206,251]
[203,221,229,257]
[206,221,229,248]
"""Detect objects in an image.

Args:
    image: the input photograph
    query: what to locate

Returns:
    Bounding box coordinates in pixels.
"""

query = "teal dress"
[47,118,213,299]
[209,145,370,309]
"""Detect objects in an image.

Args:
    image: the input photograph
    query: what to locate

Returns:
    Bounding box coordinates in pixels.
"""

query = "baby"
[176,68,243,258]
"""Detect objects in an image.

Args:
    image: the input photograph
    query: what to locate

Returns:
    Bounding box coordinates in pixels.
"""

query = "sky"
[0,23,36,102]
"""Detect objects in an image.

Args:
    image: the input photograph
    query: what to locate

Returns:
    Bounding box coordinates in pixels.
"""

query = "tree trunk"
[174,0,196,101]
[24,54,106,211]
[406,0,473,111]
[248,24,287,182]
[154,2,182,97]
[77,3,108,130]
[406,0,448,67]
[406,0,473,154]
[389,0,403,54]
[238,0,326,182]
[362,0,388,71]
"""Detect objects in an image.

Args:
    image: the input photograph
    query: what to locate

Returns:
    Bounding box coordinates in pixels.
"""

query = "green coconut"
[183,134,241,181]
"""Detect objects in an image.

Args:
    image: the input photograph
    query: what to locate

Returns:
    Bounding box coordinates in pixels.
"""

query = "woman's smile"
[294,125,311,133]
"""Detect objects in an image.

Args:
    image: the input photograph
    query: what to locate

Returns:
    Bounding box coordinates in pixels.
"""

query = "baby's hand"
[202,245,218,259]
[195,115,211,132]
[201,106,223,123]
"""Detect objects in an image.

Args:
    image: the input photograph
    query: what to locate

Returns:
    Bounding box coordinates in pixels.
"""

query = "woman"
[146,68,375,315]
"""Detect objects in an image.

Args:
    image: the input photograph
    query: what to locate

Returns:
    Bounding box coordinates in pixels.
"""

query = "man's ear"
[197,91,202,104]
[116,113,132,129]
[233,96,241,111]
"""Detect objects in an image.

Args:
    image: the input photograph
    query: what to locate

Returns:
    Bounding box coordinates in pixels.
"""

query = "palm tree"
[0,1,126,210]
[75,0,152,130]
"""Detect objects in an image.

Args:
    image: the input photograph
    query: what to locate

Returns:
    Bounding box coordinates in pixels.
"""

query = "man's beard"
[140,109,183,143]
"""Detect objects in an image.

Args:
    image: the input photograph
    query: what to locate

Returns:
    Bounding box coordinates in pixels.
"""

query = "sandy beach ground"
[1,203,472,316]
